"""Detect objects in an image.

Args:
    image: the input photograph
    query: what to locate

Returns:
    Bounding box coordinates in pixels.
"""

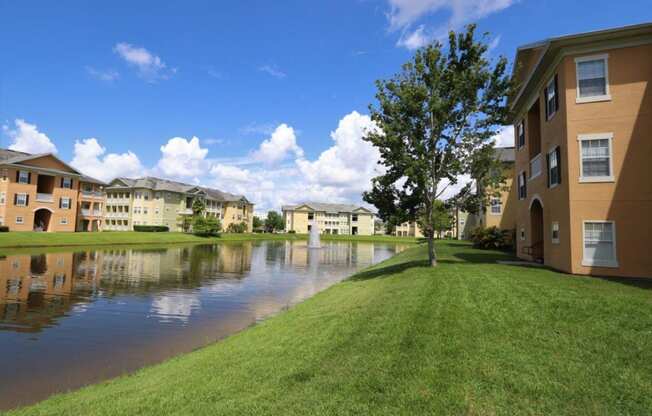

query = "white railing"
[36,193,53,202]
[81,190,105,199]
[530,154,543,180]
[81,209,91,216]
[180,208,193,215]
[92,210,102,216]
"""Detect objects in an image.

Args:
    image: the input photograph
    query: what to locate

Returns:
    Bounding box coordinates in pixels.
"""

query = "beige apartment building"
[104,177,254,232]
[510,23,652,278]
[0,149,83,231]
[282,202,374,235]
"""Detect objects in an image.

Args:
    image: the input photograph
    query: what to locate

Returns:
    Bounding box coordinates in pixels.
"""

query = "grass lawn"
[9,241,652,415]
[0,231,418,252]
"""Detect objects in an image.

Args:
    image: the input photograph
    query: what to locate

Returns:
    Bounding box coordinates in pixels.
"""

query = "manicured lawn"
[9,241,652,415]
[0,231,418,252]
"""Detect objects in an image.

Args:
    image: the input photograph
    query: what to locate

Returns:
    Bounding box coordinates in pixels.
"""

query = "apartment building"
[510,23,652,278]
[104,177,254,232]
[76,176,106,232]
[282,202,374,235]
[0,149,82,231]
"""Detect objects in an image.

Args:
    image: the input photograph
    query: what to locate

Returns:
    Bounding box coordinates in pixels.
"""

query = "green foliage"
[417,200,454,236]
[287,230,296,234]
[252,216,264,230]
[191,199,206,216]
[469,226,512,250]
[226,221,247,234]
[133,225,169,232]
[362,25,513,266]
[178,215,192,233]
[192,216,221,237]
[264,211,284,233]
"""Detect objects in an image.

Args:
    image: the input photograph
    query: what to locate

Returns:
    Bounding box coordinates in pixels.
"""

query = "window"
[144,192,149,200]
[16,216,24,224]
[155,208,160,214]
[135,192,141,199]
[579,134,613,182]
[547,146,562,187]
[61,177,73,189]
[352,214,358,222]
[583,221,617,267]
[530,154,542,179]
[520,228,526,241]
[155,192,161,199]
[517,120,525,149]
[490,198,502,215]
[545,75,559,120]
[60,218,68,225]
[575,54,610,102]
[0,216,4,225]
[15,193,28,206]
[551,222,560,244]
[308,212,314,220]
[518,171,527,200]
[59,198,71,209]
[17,170,31,184]
[143,208,148,215]
[0,192,5,205]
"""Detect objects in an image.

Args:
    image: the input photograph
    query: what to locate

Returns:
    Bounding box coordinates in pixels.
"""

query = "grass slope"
[9,241,652,415]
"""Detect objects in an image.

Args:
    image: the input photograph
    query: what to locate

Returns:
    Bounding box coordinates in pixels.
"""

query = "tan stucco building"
[105,177,254,232]
[76,176,107,232]
[510,23,652,278]
[0,150,83,232]
[282,202,374,235]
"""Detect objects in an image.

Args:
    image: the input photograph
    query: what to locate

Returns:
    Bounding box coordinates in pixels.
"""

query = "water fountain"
[308,220,321,249]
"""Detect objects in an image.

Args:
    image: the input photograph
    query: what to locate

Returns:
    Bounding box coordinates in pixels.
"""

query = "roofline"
[0,152,84,176]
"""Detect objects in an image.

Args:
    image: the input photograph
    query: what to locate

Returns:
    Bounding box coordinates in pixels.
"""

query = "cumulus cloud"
[113,42,174,82]
[253,124,303,164]
[387,0,516,49]
[296,111,381,190]
[85,66,120,82]
[157,137,209,179]
[492,126,514,148]
[3,119,57,154]
[70,138,144,182]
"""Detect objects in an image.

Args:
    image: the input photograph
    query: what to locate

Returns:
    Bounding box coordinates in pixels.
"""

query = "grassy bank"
[9,241,652,415]
[0,231,418,251]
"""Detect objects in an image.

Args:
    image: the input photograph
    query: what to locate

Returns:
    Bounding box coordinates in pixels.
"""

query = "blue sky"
[1,0,651,211]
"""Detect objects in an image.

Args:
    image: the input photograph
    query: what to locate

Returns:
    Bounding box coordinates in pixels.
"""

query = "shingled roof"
[282,202,373,214]
[107,176,250,203]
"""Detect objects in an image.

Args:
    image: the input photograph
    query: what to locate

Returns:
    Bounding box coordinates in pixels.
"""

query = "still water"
[0,240,404,410]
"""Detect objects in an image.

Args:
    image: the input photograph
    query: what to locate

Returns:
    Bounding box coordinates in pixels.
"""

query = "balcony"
[36,193,54,203]
[81,190,105,199]
[529,154,542,180]
[180,208,193,215]
[81,209,103,217]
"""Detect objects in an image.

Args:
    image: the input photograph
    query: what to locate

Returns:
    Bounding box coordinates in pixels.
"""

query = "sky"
[1,0,651,213]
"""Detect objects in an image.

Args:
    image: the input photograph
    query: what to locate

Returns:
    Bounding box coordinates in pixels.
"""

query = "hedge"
[133,225,169,232]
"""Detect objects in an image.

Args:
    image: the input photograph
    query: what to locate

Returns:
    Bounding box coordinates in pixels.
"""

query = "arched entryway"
[33,208,52,232]
[529,198,544,263]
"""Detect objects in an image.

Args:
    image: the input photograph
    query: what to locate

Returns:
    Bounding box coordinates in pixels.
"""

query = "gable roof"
[107,176,251,203]
[0,149,83,177]
[282,202,374,214]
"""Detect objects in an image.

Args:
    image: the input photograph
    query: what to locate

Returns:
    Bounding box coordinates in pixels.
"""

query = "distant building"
[282,202,374,235]
[76,176,107,232]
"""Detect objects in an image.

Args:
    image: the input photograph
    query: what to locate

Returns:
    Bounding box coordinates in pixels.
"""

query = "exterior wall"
[222,202,254,232]
[0,166,78,232]
[283,208,373,235]
[483,164,517,232]
[394,221,424,238]
[104,190,132,231]
[514,42,652,278]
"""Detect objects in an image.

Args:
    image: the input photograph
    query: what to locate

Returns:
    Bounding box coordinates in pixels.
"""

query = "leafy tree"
[418,200,454,239]
[264,211,284,233]
[192,198,206,216]
[178,215,192,233]
[252,216,264,230]
[226,221,247,233]
[192,216,222,237]
[363,25,513,266]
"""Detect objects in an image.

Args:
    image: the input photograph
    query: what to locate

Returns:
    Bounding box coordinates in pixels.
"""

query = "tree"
[226,221,247,233]
[252,216,264,231]
[264,211,284,233]
[417,200,454,239]
[192,198,206,216]
[363,25,513,266]
[192,216,222,237]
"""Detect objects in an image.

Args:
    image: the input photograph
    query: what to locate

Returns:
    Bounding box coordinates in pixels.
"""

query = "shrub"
[192,216,221,237]
[133,225,169,232]
[469,226,512,250]
[226,221,247,234]
[287,230,296,234]
[0,226,8,232]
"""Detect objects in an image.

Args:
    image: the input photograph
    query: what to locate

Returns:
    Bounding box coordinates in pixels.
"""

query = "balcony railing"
[81,190,105,199]
[36,193,54,203]
[530,154,542,180]
[81,209,91,216]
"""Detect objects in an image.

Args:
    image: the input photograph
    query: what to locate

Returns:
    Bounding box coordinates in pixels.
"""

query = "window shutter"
[14,194,17,205]
[27,172,32,184]
[524,174,527,198]
[69,199,72,210]
[543,87,549,119]
[15,171,19,183]
[556,147,562,184]
[554,74,560,112]
[59,198,62,209]
[25,195,29,206]
[546,153,551,188]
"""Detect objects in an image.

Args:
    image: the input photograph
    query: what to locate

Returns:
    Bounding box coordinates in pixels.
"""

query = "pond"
[0,240,406,410]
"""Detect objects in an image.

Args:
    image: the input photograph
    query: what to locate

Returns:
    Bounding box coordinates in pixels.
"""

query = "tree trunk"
[427,235,437,267]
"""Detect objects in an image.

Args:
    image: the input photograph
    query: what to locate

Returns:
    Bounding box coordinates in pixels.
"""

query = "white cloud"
[253,124,303,164]
[70,138,144,182]
[258,64,286,79]
[157,137,209,179]
[492,126,514,148]
[210,163,253,183]
[85,66,120,82]
[296,111,381,190]
[113,42,174,82]
[387,0,516,48]
[3,119,57,154]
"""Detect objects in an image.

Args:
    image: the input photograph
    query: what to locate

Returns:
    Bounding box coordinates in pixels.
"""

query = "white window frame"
[18,170,30,184]
[61,197,71,209]
[489,197,502,215]
[545,76,557,121]
[16,216,24,224]
[582,220,618,268]
[548,146,560,188]
[15,193,28,206]
[529,153,543,180]
[518,171,527,200]
[517,120,525,150]
[578,133,614,183]
[551,221,560,244]
[60,217,68,225]
[62,177,73,189]
[575,54,611,104]
[0,192,5,205]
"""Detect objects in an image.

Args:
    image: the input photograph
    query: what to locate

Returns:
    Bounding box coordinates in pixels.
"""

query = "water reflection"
[0,240,407,410]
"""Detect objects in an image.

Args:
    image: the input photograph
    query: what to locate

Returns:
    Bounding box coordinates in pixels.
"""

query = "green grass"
[0,231,418,253]
[9,241,652,415]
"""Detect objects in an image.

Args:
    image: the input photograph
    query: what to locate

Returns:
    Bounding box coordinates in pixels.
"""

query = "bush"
[192,216,221,237]
[287,230,296,234]
[469,226,512,250]
[133,225,169,232]
[0,226,9,232]
[226,221,247,234]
